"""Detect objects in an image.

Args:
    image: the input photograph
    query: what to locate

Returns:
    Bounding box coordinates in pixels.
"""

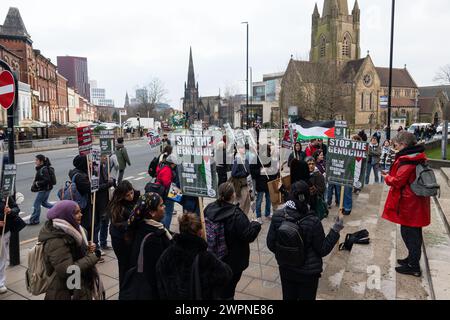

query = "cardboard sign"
[89,148,101,193]
[1,164,16,198]
[175,132,218,198]
[147,131,162,149]
[99,130,115,155]
[77,126,93,156]
[334,121,348,139]
[326,138,369,189]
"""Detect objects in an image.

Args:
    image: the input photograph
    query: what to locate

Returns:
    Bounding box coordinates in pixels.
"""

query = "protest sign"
[89,148,101,193]
[1,164,16,198]
[326,138,369,189]
[99,130,115,155]
[174,133,218,198]
[334,121,348,139]
[77,126,93,156]
[147,131,162,149]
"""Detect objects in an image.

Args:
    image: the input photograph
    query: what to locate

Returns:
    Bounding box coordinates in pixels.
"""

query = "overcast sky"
[1,0,449,110]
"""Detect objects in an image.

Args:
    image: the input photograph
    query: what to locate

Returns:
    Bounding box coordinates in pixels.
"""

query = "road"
[14,138,159,242]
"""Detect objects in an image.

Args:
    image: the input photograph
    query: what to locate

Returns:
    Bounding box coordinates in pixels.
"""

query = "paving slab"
[242,279,282,300]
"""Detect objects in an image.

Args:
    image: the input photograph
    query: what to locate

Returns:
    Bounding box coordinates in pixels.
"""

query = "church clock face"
[363,74,373,87]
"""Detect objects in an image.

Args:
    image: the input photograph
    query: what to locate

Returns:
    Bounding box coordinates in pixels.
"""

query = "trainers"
[101,245,111,251]
[265,214,272,220]
[0,286,7,294]
[395,265,422,277]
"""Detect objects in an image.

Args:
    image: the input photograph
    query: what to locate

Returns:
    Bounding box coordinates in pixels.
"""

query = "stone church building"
[280,0,420,129]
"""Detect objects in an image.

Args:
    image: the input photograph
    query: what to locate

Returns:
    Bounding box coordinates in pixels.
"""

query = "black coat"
[32,165,53,192]
[204,201,261,274]
[0,196,25,234]
[109,190,140,239]
[68,168,92,234]
[129,222,172,300]
[156,233,232,300]
[250,158,278,193]
[267,206,340,280]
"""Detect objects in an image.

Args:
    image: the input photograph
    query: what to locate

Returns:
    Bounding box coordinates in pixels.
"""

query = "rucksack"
[148,156,160,178]
[205,217,228,260]
[25,241,56,296]
[274,210,307,267]
[41,166,57,186]
[57,173,88,209]
[399,161,440,197]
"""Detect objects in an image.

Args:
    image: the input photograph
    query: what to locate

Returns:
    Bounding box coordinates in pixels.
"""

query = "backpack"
[148,156,160,178]
[119,233,155,300]
[25,241,56,296]
[205,217,228,260]
[399,161,440,197]
[57,173,88,209]
[41,166,57,186]
[274,209,307,267]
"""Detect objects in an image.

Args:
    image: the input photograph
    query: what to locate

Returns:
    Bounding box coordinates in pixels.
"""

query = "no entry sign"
[0,70,15,110]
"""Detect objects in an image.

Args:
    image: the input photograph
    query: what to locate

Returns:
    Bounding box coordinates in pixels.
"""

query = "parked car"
[100,122,120,130]
[436,122,450,135]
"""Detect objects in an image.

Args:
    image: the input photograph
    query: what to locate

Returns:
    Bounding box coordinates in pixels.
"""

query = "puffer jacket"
[204,201,261,274]
[267,206,340,280]
[382,144,430,228]
[38,220,100,300]
[31,164,53,192]
[156,233,232,300]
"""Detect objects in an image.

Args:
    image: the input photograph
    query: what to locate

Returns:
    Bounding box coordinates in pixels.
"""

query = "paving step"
[440,167,450,188]
[435,170,450,236]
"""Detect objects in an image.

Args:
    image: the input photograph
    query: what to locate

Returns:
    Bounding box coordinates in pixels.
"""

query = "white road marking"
[124,176,135,180]
[133,177,146,181]
[17,161,35,166]
[138,172,147,176]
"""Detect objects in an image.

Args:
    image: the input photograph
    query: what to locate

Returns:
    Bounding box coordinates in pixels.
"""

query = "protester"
[288,142,306,166]
[156,154,178,229]
[0,195,25,294]
[127,192,172,299]
[216,137,230,186]
[69,155,92,238]
[305,139,319,157]
[38,200,101,300]
[204,182,261,300]
[289,158,310,185]
[372,128,382,144]
[115,137,131,183]
[305,156,326,213]
[230,145,251,215]
[160,133,171,153]
[93,154,116,260]
[366,137,381,185]
[158,145,173,164]
[156,214,232,300]
[29,155,55,225]
[313,150,326,175]
[381,132,430,277]
[267,181,343,300]
[358,129,368,142]
[109,153,120,180]
[108,181,140,287]
[326,183,339,209]
[317,139,328,158]
[380,139,395,183]
[251,144,278,223]
[0,129,5,151]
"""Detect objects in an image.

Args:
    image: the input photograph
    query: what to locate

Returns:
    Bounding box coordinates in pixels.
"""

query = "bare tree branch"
[433,65,450,84]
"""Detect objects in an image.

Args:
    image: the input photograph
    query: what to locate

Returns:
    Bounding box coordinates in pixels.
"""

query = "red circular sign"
[0,70,16,110]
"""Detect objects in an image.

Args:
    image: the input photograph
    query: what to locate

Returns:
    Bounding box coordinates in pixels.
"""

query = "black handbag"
[119,233,154,300]
[9,215,26,233]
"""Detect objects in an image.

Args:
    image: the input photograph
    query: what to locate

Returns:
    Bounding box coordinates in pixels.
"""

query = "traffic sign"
[0,70,15,110]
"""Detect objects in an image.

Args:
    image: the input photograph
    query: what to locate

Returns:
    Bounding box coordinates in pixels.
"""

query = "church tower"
[183,47,200,123]
[310,0,360,65]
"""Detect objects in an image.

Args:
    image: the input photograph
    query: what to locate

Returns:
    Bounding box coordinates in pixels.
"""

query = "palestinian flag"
[291,117,335,141]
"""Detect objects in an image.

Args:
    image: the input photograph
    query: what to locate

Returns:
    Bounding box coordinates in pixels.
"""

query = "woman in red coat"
[381,132,430,278]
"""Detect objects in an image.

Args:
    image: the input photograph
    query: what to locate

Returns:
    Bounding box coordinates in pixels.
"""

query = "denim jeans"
[94,216,110,248]
[163,199,175,229]
[335,186,353,211]
[381,164,391,183]
[365,163,380,184]
[327,184,340,206]
[256,191,271,218]
[30,190,53,224]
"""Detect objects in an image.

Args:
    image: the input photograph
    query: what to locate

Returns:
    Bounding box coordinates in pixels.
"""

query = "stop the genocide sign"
[0,70,15,110]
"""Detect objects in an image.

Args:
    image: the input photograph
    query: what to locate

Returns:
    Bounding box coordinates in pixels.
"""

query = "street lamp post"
[386,0,396,140]
[242,21,249,129]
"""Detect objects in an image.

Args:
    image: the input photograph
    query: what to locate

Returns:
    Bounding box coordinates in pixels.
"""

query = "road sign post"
[0,59,20,266]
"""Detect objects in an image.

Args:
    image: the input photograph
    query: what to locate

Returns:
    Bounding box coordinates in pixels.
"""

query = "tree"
[112,111,119,123]
[133,78,168,118]
[434,65,450,84]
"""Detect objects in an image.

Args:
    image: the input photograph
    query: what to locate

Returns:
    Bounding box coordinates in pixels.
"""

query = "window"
[361,93,364,110]
[342,33,351,57]
[369,92,373,110]
[320,35,326,58]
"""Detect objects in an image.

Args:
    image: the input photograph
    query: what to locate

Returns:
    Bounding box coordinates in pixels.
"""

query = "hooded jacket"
[32,164,53,192]
[267,205,340,280]
[156,233,232,300]
[115,143,131,170]
[382,144,430,227]
[38,220,99,300]
[69,155,92,232]
[204,201,261,274]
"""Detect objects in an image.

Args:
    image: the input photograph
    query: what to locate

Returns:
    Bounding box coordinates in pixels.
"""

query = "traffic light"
[136,112,140,120]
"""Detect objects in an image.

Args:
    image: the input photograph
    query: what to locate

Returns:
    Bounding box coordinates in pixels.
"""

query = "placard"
[147,131,162,149]
[1,164,16,198]
[77,126,93,156]
[99,130,115,155]
[89,148,101,193]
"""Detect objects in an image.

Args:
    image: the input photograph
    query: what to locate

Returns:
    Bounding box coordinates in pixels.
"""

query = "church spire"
[322,0,349,17]
[124,92,130,108]
[187,47,196,89]
[352,0,360,22]
[313,3,320,18]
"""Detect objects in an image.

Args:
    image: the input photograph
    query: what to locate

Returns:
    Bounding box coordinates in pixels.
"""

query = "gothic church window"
[342,33,351,57]
[320,35,326,58]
